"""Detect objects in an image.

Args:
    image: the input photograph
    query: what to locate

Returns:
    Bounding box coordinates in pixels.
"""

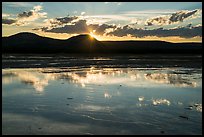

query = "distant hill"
[2,32,202,54]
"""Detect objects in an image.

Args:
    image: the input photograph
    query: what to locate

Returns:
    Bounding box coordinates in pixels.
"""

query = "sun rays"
[89,32,95,38]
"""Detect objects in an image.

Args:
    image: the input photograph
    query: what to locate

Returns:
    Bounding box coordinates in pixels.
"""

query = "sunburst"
[89,32,96,39]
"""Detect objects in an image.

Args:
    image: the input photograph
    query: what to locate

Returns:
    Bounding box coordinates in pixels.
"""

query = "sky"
[2,2,202,42]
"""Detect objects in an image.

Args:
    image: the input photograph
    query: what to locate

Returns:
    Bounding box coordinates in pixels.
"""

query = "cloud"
[89,24,116,35]
[32,7,201,39]
[85,14,133,24]
[34,13,201,39]
[43,16,78,29]
[169,9,199,22]
[33,5,43,11]
[122,10,177,16]
[17,5,47,21]
[145,16,170,26]
[56,16,78,24]
[2,5,47,26]
[2,18,17,25]
[17,5,45,19]
[2,13,11,18]
[18,11,34,18]
[39,20,89,34]
[108,25,202,38]
[104,2,122,5]
[145,9,201,26]
[2,13,17,25]
[34,16,116,35]
[81,12,86,16]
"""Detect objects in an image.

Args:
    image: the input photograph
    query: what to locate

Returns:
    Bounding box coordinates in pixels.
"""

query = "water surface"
[2,54,202,135]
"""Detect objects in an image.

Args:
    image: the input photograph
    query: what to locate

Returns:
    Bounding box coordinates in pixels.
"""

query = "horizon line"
[2,32,202,44]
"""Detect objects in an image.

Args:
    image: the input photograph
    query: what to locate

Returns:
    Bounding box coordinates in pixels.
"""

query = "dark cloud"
[35,15,201,38]
[108,25,202,38]
[32,10,201,39]
[35,18,116,35]
[186,23,192,28]
[56,16,78,24]
[146,22,153,26]
[18,11,34,18]
[89,24,116,35]
[169,9,198,23]
[43,20,89,34]
[146,16,169,26]
[146,9,200,26]
[45,16,79,28]
[2,18,17,25]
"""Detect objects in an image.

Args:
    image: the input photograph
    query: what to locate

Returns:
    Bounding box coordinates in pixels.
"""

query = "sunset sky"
[2,2,202,42]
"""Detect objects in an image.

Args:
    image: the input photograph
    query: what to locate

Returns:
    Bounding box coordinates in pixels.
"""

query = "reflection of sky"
[3,69,56,92]
[2,67,202,135]
[2,67,201,92]
[2,67,202,113]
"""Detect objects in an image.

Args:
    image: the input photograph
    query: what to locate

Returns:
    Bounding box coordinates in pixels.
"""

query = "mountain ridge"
[2,32,202,54]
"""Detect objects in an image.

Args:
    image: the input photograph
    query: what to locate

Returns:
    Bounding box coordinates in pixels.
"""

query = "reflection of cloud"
[16,71,48,92]
[2,69,56,92]
[2,77,14,84]
[152,98,171,106]
[104,92,112,99]
[177,102,183,105]
[75,104,108,112]
[144,73,197,87]
[65,68,198,88]
[66,71,140,88]
[194,103,202,112]
[2,72,16,84]
[138,96,144,101]
[2,67,199,93]
[137,97,171,106]
[2,77,13,84]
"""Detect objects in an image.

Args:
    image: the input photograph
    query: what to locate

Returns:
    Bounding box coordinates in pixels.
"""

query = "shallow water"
[2,55,202,135]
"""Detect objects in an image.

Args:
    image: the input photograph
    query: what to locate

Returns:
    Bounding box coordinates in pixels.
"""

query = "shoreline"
[2,54,202,69]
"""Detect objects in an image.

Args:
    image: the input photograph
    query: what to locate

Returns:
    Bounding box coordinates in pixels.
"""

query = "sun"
[89,32,96,39]
[89,31,101,41]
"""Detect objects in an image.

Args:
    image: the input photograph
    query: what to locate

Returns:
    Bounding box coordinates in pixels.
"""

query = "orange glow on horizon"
[2,29,202,43]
